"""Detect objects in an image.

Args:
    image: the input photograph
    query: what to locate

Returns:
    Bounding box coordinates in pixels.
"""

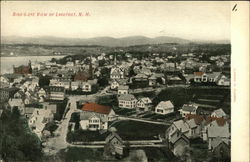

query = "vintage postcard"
[0,1,249,162]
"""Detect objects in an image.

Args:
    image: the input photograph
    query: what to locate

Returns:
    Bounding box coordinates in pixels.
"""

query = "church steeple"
[89,55,93,79]
[114,54,117,66]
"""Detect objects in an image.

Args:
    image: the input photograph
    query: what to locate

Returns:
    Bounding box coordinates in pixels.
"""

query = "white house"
[216,74,230,86]
[38,88,46,97]
[118,94,137,109]
[110,67,124,79]
[79,102,116,131]
[8,98,25,110]
[136,97,152,111]
[155,101,174,115]
[29,108,54,139]
[178,104,198,117]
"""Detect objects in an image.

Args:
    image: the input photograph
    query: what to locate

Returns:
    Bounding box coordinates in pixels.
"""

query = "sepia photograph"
[0,1,249,162]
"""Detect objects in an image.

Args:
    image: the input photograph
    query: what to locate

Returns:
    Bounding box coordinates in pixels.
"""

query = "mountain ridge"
[1,35,230,47]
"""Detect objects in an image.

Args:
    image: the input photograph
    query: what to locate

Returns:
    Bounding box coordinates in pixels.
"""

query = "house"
[38,88,46,97]
[104,129,127,158]
[79,103,116,131]
[179,104,198,117]
[0,75,9,83]
[171,134,190,157]
[211,108,227,118]
[148,75,157,86]
[155,101,174,115]
[118,85,129,95]
[136,97,152,111]
[194,72,206,82]
[0,88,10,103]
[29,108,54,138]
[215,74,230,86]
[82,79,97,92]
[118,94,137,109]
[110,79,127,90]
[14,90,25,100]
[3,73,24,83]
[166,116,204,149]
[71,81,81,90]
[8,98,25,110]
[110,67,124,79]
[44,86,65,101]
[202,117,230,150]
[211,138,230,159]
[21,107,36,119]
[194,72,221,83]
[0,87,19,103]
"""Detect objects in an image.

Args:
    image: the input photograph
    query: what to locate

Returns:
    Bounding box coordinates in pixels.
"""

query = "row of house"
[118,94,174,114]
[167,109,230,158]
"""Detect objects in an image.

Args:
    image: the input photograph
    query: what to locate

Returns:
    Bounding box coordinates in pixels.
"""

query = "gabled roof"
[80,111,108,122]
[194,72,204,76]
[173,120,189,133]
[118,94,137,101]
[82,102,112,115]
[118,85,129,90]
[105,132,124,144]
[207,120,230,138]
[212,108,226,117]
[181,104,198,112]
[211,137,230,149]
[138,97,152,104]
[156,101,174,109]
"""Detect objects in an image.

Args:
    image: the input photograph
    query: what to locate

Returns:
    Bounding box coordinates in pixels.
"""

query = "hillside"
[1,36,191,47]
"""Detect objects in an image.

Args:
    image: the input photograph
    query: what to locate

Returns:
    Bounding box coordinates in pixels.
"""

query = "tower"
[89,56,93,79]
[28,60,32,74]
[114,54,117,66]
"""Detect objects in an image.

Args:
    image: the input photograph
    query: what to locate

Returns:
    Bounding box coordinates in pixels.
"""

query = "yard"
[67,130,109,143]
[57,147,107,162]
[111,120,169,140]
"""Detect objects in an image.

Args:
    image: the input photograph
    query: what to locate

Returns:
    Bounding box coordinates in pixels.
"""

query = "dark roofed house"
[179,104,198,117]
[104,130,128,158]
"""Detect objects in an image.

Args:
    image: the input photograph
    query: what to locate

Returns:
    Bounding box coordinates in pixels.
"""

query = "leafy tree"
[38,75,50,88]
[0,109,43,161]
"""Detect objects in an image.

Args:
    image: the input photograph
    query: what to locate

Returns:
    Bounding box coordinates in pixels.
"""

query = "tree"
[38,75,50,88]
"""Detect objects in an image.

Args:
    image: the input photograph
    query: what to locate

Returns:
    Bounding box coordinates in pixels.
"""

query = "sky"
[1,1,231,41]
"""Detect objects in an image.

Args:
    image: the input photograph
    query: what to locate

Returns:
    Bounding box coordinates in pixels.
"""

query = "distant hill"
[1,35,193,47]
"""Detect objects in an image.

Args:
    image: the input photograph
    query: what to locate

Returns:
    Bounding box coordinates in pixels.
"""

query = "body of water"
[0,55,65,74]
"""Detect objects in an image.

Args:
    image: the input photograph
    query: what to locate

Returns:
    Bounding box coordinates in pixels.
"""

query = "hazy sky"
[1,1,231,41]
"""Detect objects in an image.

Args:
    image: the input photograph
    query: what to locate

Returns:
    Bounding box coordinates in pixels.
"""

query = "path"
[117,116,171,126]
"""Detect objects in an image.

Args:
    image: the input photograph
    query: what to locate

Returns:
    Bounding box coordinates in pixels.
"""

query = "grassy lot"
[113,106,137,116]
[67,130,109,143]
[154,86,230,113]
[111,120,169,140]
[142,147,178,162]
[57,147,109,162]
